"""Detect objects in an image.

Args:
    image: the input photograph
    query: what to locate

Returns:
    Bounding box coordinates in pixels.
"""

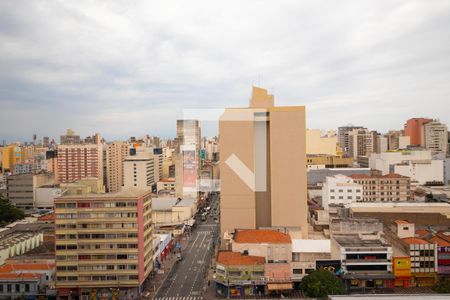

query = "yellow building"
[55,188,153,299]
[306,129,337,155]
[306,154,353,170]
[2,145,22,172]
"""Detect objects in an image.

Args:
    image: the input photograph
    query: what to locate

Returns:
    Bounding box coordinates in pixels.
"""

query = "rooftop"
[394,220,412,225]
[0,263,54,273]
[350,173,409,179]
[216,251,265,266]
[333,234,390,248]
[0,273,42,280]
[429,236,450,247]
[292,239,330,253]
[56,187,150,199]
[402,237,430,245]
[152,197,195,210]
[234,229,292,244]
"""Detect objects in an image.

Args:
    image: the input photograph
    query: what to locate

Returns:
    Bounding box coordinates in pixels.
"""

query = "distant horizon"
[1,114,446,145]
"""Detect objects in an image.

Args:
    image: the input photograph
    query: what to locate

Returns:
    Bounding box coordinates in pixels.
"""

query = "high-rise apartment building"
[1,145,22,173]
[384,130,410,151]
[338,126,364,154]
[54,189,153,299]
[123,152,155,190]
[347,128,377,160]
[220,87,308,239]
[56,144,103,183]
[60,129,81,145]
[106,142,129,193]
[422,120,448,155]
[404,118,432,146]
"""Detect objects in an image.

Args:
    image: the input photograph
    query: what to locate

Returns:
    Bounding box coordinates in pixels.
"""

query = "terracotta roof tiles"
[402,237,429,245]
[234,230,292,244]
[216,251,265,266]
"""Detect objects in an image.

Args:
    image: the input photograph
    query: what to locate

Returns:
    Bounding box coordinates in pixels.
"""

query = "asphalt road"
[154,193,220,300]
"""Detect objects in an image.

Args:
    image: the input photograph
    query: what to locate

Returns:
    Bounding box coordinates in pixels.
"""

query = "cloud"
[0,0,449,142]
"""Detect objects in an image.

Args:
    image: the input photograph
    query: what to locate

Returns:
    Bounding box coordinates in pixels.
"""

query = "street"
[153,192,220,300]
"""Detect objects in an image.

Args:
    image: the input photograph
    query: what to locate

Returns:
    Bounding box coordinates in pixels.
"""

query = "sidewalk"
[142,236,190,299]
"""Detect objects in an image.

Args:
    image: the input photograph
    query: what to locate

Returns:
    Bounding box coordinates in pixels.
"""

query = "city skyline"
[1,1,450,141]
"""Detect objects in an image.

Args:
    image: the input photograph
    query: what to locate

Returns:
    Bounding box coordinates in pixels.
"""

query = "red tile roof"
[0,263,55,273]
[415,229,430,237]
[0,273,42,280]
[402,237,429,245]
[38,213,55,222]
[234,229,292,244]
[216,251,265,266]
[429,236,450,247]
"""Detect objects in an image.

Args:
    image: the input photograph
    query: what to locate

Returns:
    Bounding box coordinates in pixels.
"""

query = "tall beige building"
[422,120,448,155]
[220,87,308,239]
[348,128,378,160]
[106,141,129,193]
[123,152,155,191]
[56,144,103,184]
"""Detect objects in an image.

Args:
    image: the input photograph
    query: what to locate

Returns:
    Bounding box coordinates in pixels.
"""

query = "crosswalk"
[154,297,203,300]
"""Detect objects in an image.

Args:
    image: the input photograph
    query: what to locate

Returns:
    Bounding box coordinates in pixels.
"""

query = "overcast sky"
[1,0,449,142]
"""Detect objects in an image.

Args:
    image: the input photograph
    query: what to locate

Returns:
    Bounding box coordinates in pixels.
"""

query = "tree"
[426,192,435,202]
[433,277,450,293]
[0,194,25,227]
[300,270,345,299]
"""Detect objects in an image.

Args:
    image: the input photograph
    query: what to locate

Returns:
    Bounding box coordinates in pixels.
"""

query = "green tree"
[433,277,450,293]
[0,194,25,227]
[426,192,434,202]
[300,270,345,299]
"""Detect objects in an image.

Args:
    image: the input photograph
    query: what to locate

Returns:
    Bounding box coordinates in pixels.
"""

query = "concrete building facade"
[306,129,337,155]
[350,173,411,202]
[123,152,155,191]
[220,87,308,239]
[321,175,363,209]
[422,120,448,155]
[54,189,153,299]
[56,144,103,184]
[404,118,432,146]
[106,141,129,193]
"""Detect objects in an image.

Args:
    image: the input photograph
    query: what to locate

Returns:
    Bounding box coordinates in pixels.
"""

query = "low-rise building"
[322,175,363,209]
[369,150,444,185]
[306,154,353,170]
[156,178,176,196]
[0,223,48,265]
[385,220,438,287]
[231,229,293,293]
[331,233,394,292]
[291,239,331,283]
[0,262,55,298]
[349,173,411,202]
[6,172,54,212]
[152,197,196,235]
[214,251,266,298]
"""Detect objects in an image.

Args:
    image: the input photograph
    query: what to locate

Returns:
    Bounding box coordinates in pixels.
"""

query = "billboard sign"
[316,260,342,275]
[393,257,411,277]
